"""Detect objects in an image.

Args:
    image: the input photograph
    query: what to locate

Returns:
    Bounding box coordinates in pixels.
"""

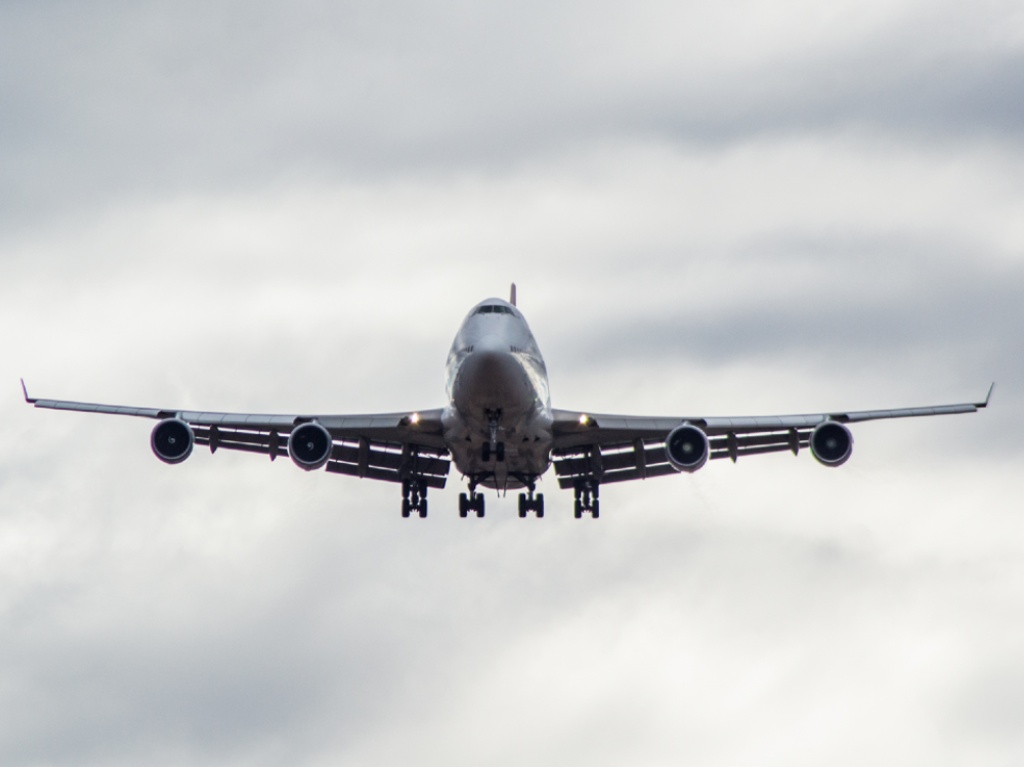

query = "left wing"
[549,385,993,489]
[22,382,451,488]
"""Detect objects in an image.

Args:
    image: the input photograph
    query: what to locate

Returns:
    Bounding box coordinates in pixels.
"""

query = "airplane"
[22,285,992,520]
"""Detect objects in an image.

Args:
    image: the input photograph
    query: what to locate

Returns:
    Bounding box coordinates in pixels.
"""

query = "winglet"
[21,378,36,404]
[510,283,517,306]
[978,382,995,409]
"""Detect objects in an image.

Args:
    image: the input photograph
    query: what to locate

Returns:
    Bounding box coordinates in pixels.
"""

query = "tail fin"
[510,283,517,306]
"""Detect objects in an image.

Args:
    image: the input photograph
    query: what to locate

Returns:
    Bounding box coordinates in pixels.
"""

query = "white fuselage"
[441,299,554,489]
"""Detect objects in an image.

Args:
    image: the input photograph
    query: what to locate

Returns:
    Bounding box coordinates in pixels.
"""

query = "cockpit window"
[473,305,516,316]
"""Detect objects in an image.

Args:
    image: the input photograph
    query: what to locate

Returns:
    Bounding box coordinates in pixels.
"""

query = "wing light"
[578,414,591,426]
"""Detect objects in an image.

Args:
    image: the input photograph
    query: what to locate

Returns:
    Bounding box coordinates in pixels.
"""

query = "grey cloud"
[2,0,1022,228]
[950,662,1024,749]
[561,245,1021,368]
[2,2,1022,765]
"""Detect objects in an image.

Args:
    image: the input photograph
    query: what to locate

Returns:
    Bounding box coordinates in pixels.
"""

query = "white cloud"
[2,1,1022,765]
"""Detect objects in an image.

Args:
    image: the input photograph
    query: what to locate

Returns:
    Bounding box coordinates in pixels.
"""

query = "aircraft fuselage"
[442,298,553,489]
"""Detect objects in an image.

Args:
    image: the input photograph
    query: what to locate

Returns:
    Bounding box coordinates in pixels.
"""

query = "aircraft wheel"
[418,500,428,519]
[401,499,411,518]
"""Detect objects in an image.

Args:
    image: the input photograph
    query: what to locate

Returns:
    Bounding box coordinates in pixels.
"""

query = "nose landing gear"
[482,409,506,463]
[481,442,506,463]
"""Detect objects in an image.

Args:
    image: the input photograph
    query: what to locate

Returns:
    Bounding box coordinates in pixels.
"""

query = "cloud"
[2,1,1023,765]
[3,0,1023,229]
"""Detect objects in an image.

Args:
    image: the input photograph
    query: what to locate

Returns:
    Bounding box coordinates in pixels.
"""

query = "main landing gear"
[458,487,485,518]
[401,479,428,518]
[518,478,544,518]
[574,480,600,519]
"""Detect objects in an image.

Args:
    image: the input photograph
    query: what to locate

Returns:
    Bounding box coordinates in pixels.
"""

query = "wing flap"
[193,425,451,487]
[552,429,814,488]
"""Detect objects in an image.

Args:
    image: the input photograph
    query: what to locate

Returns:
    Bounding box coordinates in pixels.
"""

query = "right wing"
[22,382,451,488]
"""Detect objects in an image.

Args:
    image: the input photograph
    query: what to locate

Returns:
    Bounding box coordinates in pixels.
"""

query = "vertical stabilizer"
[510,283,517,306]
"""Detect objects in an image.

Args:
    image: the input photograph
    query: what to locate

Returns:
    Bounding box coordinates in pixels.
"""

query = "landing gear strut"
[518,477,544,518]
[401,479,428,518]
[482,409,505,463]
[573,480,600,519]
[481,442,505,462]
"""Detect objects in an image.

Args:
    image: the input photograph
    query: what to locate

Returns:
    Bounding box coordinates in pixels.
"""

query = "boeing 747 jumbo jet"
[23,286,991,519]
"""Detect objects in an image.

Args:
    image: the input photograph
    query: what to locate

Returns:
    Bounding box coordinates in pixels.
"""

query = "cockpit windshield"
[472,305,516,316]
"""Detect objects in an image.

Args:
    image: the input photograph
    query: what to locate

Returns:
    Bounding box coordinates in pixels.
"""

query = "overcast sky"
[2,1,1023,765]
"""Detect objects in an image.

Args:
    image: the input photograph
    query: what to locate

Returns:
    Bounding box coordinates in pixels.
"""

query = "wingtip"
[978,382,995,408]
[20,378,35,404]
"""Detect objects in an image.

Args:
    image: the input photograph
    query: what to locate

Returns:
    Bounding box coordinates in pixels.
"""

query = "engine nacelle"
[665,423,710,473]
[151,418,194,464]
[810,421,853,467]
[288,422,333,471]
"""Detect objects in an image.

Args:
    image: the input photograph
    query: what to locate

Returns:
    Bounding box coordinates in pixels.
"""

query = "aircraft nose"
[453,334,523,406]
[473,334,510,356]
[463,334,515,376]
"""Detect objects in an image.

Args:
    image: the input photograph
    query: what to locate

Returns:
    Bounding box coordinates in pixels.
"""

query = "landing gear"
[481,441,505,462]
[517,477,544,518]
[482,409,505,463]
[459,491,485,518]
[401,479,428,518]
[573,480,600,519]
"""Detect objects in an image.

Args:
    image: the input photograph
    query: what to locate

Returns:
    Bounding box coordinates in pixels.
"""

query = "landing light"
[410,412,421,425]
[579,414,591,426]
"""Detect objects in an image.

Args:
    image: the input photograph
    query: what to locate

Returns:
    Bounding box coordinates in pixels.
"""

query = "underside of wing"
[189,415,450,489]
[551,428,813,489]
[549,385,991,489]
[24,385,451,489]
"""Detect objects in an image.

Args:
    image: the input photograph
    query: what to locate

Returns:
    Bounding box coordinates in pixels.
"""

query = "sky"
[2,1,1023,765]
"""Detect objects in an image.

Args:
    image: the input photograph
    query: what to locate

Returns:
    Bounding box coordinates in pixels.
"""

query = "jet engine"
[665,423,710,473]
[810,421,853,467]
[151,418,194,464]
[288,422,333,471]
